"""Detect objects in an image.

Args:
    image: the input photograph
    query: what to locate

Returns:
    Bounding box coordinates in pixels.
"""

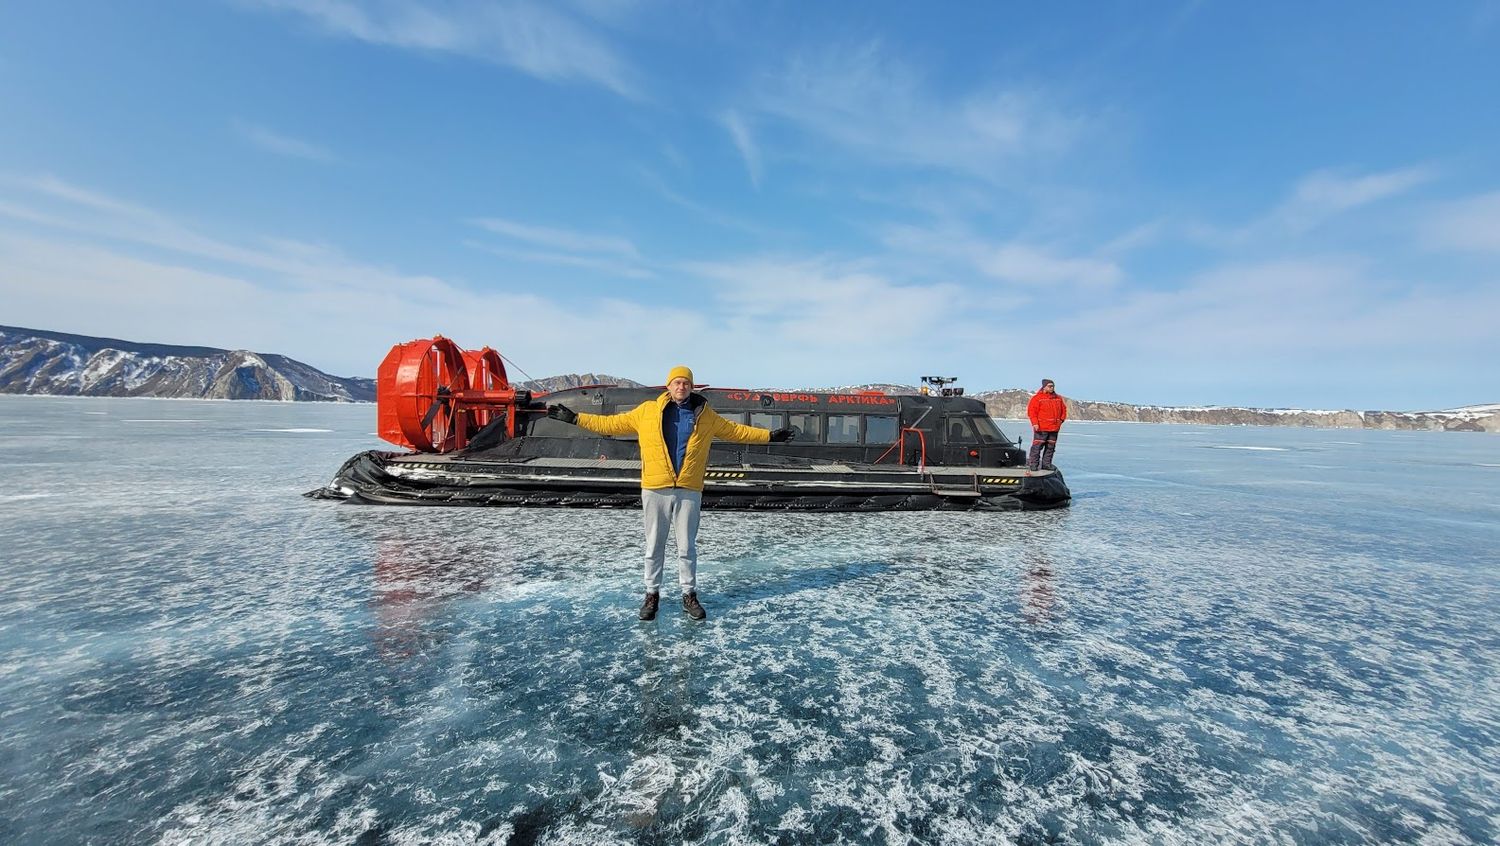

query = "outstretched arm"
[707,410,774,444]
[548,401,647,437]
[576,408,644,437]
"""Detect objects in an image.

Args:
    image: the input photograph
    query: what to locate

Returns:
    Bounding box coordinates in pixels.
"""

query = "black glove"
[769,427,795,442]
[547,404,578,425]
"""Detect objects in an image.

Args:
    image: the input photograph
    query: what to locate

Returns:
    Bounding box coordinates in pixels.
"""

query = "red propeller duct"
[377,337,523,453]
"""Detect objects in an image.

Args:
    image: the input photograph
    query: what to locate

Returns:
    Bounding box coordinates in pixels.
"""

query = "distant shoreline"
[0,393,373,406]
[3,393,1492,433]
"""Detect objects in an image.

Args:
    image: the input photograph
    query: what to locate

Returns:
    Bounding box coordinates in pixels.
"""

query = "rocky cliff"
[0,326,375,402]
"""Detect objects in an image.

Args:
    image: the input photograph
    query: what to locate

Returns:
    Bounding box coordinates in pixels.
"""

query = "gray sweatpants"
[641,487,703,595]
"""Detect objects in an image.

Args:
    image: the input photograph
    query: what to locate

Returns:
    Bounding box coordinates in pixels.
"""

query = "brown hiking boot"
[682,591,706,620]
[638,592,659,620]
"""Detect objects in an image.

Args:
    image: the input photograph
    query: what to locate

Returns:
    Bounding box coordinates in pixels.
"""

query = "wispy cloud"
[1098,221,1168,256]
[682,256,972,349]
[1056,258,1372,349]
[7,172,1493,405]
[0,226,706,378]
[0,177,698,376]
[12,174,152,218]
[0,199,71,228]
[464,239,652,279]
[1,174,449,296]
[247,0,640,98]
[467,216,655,279]
[1420,190,1500,253]
[632,167,786,238]
[233,119,336,162]
[1024,255,1500,406]
[1188,165,1438,248]
[471,216,639,258]
[747,41,1091,180]
[978,244,1121,288]
[1269,166,1435,232]
[721,110,762,188]
[882,223,1122,289]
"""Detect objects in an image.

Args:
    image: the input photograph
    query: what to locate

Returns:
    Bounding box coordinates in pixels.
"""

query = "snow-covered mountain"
[0,326,375,402]
[517,373,643,393]
[4,326,1493,429]
[0,326,646,402]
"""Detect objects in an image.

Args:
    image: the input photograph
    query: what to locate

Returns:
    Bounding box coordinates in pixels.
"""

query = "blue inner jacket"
[662,400,697,475]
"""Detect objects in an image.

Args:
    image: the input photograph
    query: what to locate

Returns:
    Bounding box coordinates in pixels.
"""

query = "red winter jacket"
[1027,390,1068,431]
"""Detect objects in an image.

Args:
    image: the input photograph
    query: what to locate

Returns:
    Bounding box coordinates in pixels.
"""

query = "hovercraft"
[307,337,1070,511]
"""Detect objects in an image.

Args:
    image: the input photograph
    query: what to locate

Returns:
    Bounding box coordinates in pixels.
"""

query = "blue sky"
[2,1,1498,410]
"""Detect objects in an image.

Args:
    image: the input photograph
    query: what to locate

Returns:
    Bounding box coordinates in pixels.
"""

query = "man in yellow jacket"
[547,365,793,621]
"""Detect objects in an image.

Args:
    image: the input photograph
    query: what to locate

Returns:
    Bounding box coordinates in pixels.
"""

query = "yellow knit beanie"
[666,365,694,385]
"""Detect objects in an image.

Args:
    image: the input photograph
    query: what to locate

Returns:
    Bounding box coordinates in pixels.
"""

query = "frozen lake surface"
[1,395,1497,844]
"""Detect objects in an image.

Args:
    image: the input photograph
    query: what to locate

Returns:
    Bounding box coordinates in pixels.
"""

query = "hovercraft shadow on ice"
[307,337,1070,511]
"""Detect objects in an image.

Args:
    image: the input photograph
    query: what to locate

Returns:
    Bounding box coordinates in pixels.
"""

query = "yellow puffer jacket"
[576,392,770,491]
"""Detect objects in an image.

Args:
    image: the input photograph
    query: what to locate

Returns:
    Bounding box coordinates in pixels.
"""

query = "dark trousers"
[1028,430,1059,470]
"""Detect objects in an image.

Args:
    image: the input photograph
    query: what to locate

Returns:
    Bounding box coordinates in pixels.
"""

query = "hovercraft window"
[788,413,821,442]
[827,415,861,444]
[749,412,784,430]
[973,416,1006,443]
[946,417,978,443]
[866,415,899,444]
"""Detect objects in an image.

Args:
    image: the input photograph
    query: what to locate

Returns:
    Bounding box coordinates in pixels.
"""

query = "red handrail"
[875,427,927,469]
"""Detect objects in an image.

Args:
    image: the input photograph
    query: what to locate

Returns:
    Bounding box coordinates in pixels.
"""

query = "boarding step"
[930,486,982,497]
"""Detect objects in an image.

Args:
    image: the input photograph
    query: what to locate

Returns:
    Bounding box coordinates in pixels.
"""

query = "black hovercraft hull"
[309,449,1070,511]
[311,384,1071,511]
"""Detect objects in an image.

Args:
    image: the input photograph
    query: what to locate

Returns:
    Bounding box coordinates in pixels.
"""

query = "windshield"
[972,415,1007,444]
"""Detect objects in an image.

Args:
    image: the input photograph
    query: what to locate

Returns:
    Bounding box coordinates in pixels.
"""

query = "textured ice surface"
[0,398,1496,844]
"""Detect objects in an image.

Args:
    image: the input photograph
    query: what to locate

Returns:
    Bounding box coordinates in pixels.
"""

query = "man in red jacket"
[1026,378,1067,471]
